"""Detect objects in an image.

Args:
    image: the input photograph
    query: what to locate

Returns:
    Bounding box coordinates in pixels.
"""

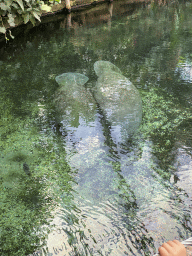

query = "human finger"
[160,241,175,252]
[167,240,186,252]
[172,240,186,254]
[158,240,180,255]
[172,240,185,246]
[166,240,179,247]
[158,245,169,256]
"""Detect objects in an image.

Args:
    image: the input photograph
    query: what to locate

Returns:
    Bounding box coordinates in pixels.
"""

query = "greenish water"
[0,1,192,255]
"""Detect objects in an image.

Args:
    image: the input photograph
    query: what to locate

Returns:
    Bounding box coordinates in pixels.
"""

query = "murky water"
[0,1,192,255]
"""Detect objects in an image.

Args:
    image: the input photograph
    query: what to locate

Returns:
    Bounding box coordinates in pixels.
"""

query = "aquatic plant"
[0,93,74,255]
[0,0,60,38]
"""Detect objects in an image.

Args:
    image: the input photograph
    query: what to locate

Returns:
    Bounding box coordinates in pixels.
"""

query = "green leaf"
[0,27,6,34]
[0,3,8,11]
[23,13,30,24]
[5,0,12,7]
[31,11,41,22]
[17,9,23,14]
[12,3,20,9]
[29,16,36,26]
[8,13,15,27]
[14,0,24,11]
[40,4,52,12]
[24,0,32,8]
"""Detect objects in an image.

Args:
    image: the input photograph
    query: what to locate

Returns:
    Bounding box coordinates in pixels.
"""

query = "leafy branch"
[0,0,60,39]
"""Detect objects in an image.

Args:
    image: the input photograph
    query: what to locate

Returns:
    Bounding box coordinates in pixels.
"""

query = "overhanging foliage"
[0,0,60,39]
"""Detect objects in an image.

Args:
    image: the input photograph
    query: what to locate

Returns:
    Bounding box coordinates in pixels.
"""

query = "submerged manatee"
[93,61,142,143]
[55,72,89,88]
[54,72,96,125]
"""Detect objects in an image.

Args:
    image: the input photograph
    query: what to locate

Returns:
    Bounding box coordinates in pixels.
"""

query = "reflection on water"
[0,0,192,255]
[176,62,192,83]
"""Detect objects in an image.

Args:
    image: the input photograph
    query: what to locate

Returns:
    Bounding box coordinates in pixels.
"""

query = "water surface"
[0,1,192,255]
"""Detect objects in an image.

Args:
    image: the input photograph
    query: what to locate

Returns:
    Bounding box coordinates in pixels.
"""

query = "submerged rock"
[93,61,142,143]
[54,72,96,125]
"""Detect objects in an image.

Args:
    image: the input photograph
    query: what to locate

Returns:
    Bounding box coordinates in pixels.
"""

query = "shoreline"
[0,0,150,45]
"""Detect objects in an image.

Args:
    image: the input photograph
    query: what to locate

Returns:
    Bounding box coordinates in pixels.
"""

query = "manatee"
[94,61,122,77]
[55,72,89,88]
[54,73,96,125]
[93,61,142,143]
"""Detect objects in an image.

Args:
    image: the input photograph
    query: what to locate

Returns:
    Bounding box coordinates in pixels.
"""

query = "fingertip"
[158,246,169,256]
[172,239,182,245]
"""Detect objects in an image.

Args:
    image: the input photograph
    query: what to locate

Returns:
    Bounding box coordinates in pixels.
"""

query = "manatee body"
[54,73,95,124]
[93,61,142,143]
